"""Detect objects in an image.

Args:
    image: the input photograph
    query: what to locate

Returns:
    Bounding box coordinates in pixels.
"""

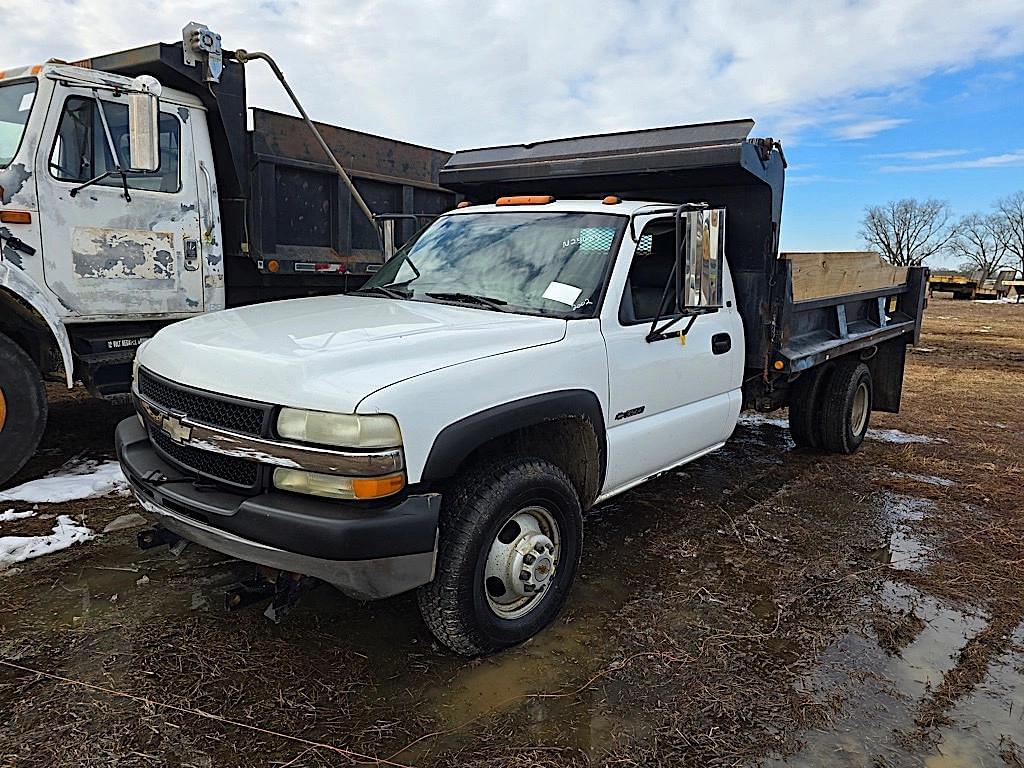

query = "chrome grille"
[150,428,260,490]
[138,369,268,436]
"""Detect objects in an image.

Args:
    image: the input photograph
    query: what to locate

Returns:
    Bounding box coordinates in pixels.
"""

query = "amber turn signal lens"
[602,196,621,205]
[266,259,280,273]
[351,473,406,499]
[773,360,785,370]
[495,195,555,206]
[0,210,31,224]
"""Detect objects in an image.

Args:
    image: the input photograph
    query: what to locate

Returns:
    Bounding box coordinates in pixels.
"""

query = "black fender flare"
[420,390,607,487]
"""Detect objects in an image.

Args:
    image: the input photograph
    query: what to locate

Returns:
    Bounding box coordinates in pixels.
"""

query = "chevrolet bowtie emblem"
[161,415,193,444]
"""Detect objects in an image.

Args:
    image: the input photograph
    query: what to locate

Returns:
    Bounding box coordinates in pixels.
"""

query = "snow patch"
[866,428,947,445]
[0,515,95,567]
[737,413,946,445]
[0,509,37,522]
[737,413,790,429]
[0,459,127,504]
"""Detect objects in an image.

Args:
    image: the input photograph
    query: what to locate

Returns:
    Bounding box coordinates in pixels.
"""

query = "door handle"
[712,333,731,355]
[183,237,200,272]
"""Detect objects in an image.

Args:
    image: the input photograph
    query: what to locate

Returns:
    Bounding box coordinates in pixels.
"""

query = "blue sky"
[778,57,1024,263]
[4,1,1023,265]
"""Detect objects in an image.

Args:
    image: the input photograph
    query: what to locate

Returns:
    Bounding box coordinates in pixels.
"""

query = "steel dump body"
[440,121,927,411]
[89,42,454,301]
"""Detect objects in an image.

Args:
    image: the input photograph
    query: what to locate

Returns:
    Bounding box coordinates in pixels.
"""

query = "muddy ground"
[1,296,1023,767]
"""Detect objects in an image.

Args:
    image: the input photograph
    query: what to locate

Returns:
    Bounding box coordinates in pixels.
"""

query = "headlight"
[273,468,406,500]
[276,408,401,449]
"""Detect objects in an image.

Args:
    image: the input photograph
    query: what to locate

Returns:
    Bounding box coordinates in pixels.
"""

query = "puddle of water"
[869,495,936,573]
[767,582,987,767]
[927,621,1024,766]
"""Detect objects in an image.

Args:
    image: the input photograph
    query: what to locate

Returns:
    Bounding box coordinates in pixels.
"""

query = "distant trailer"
[928,273,978,300]
[1001,280,1024,303]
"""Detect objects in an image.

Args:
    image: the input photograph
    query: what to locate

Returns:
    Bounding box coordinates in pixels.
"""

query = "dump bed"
[92,41,456,291]
[441,120,927,407]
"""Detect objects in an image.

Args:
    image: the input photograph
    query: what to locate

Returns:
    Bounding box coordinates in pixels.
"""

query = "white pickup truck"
[116,123,927,655]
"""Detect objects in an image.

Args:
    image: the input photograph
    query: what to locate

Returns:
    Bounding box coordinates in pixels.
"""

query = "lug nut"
[535,542,545,553]
[524,553,536,565]
[519,569,531,582]
[524,584,536,593]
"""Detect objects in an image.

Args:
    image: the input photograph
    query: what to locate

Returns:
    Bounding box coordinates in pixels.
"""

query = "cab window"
[49,96,181,193]
[620,221,677,323]
[0,80,37,167]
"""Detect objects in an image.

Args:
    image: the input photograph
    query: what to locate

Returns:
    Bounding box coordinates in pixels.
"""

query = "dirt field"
[1,296,1022,767]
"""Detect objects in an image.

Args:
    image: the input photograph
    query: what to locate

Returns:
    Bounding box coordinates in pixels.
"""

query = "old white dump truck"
[116,121,928,655]
[0,23,453,483]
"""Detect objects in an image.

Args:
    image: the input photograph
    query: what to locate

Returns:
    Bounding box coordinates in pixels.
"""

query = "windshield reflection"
[362,212,625,317]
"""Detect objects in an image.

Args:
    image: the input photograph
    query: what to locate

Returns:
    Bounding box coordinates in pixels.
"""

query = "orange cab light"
[456,201,472,209]
[351,473,406,499]
[495,195,555,206]
[0,210,31,224]
[30,65,42,75]
[602,196,621,205]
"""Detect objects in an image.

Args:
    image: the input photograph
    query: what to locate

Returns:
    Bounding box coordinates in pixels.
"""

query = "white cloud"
[3,1,1024,149]
[880,149,1024,172]
[833,118,910,140]
[867,149,971,160]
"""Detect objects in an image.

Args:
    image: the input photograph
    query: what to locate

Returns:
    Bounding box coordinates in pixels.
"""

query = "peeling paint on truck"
[72,228,176,281]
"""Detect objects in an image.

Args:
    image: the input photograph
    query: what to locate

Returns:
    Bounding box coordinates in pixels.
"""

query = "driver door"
[601,216,744,493]
[36,88,203,317]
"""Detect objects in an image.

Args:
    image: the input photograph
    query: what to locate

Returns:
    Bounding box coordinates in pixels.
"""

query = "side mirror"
[679,207,726,310]
[127,76,162,172]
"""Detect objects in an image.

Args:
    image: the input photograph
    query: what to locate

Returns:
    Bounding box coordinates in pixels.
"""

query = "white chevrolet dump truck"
[0,24,453,484]
[116,121,928,655]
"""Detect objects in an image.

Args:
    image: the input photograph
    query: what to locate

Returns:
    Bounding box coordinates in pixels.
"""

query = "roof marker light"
[496,195,555,206]
[603,196,621,205]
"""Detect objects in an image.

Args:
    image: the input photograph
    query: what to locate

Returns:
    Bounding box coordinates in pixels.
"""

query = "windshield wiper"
[352,284,409,299]
[424,292,509,311]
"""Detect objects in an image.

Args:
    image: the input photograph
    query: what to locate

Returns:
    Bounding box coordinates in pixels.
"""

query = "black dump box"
[441,120,927,411]
[90,41,455,292]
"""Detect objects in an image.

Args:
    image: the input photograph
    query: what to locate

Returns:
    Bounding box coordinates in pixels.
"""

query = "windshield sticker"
[542,281,583,306]
[18,93,34,112]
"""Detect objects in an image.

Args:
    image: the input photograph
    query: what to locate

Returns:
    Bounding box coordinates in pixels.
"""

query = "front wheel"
[417,457,583,656]
[0,333,48,486]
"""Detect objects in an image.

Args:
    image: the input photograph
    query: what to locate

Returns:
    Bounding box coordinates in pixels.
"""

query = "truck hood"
[138,295,567,412]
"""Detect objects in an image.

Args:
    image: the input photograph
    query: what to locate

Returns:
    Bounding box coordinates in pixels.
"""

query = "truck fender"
[0,260,74,388]
[420,389,607,489]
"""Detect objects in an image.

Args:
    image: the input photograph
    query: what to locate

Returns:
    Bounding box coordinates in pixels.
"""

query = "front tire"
[417,456,583,656]
[0,333,48,486]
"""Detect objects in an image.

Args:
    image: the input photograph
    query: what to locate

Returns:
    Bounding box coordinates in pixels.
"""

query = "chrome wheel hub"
[852,381,869,434]
[484,506,561,620]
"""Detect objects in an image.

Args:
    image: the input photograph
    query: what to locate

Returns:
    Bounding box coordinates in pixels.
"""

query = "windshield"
[0,80,37,167]
[363,211,625,317]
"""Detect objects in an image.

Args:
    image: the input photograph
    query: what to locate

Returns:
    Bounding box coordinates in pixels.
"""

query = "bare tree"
[859,198,957,266]
[994,191,1024,277]
[947,213,1010,280]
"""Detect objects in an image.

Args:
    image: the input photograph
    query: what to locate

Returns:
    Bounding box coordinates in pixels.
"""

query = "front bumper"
[116,417,440,600]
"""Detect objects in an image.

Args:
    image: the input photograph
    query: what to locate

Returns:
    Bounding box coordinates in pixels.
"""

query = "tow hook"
[225,568,316,623]
[137,526,182,551]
